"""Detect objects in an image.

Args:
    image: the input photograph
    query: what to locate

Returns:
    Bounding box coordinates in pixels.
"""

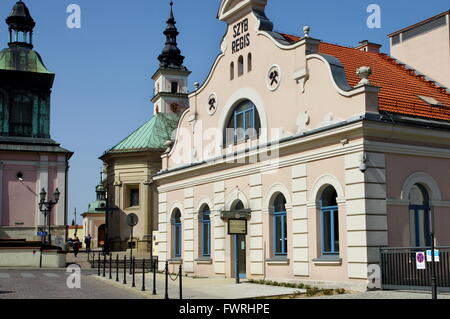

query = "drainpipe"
[64,154,69,244]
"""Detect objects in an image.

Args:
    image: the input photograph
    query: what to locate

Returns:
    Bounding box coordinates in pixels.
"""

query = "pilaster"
[158,191,168,271]
[345,152,388,279]
[291,164,309,276]
[183,187,195,273]
[35,155,49,227]
[249,174,263,275]
[55,156,66,226]
[213,181,226,275]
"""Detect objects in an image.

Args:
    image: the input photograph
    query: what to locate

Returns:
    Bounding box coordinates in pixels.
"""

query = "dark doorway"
[234,234,246,279]
[98,224,106,247]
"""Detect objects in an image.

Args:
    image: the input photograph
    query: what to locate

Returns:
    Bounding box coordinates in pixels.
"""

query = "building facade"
[153,0,450,290]
[0,1,72,248]
[388,11,450,89]
[101,2,189,254]
[81,176,106,248]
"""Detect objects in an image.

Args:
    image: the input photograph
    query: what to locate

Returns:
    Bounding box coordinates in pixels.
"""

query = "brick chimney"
[356,40,382,53]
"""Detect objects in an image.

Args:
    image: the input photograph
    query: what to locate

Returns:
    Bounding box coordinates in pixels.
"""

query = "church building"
[101,2,190,254]
[153,0,450,290]
[0,1,72,248]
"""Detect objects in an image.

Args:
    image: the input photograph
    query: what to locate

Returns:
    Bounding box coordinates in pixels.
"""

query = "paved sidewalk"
[0,269,145,299]
[94,271,304,299]
[310,290,450,299]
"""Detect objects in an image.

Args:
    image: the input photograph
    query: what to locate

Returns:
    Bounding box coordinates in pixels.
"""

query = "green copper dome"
[87,199,106,213]
[0,46,52,73]
[107,112,180,153]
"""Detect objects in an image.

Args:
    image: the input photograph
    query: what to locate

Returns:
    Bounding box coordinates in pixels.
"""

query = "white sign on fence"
[426,250,440,262]
[416,252,426,270]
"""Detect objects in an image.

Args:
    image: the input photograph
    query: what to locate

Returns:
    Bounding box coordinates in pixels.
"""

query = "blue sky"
[1,0,447,223]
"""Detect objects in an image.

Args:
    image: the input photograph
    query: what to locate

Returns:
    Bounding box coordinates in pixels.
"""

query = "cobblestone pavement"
[0,269,145,299]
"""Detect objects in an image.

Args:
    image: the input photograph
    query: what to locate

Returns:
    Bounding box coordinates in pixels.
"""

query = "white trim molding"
[225,188,250,211]
[218,87,268,145]
[309,174,345,205]
[263,182,292,212]
[400,172,442,202]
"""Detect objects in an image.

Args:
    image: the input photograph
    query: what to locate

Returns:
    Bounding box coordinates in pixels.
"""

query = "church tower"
[151,2,191,115]
[0,1,54,138]
[0,1,72,247]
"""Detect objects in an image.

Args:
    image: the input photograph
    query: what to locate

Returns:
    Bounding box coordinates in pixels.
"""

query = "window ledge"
[195,257,213,264]
[265,257,290,265]
[313,256,342,266]
[168,258,183,264]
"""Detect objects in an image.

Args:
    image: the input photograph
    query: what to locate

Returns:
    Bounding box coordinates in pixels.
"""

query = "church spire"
[6,1,35,48]
[157,1,186,70]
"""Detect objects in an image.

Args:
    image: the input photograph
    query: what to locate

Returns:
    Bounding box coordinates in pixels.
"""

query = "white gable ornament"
[267,64,281,91]
[207,93,218,116]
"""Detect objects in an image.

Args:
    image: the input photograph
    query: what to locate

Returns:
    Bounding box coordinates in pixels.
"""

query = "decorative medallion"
[207,93,218,116]
[267,65,281,91]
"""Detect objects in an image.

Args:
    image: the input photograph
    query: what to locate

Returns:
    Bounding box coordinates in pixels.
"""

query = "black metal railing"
[88,252,157,271]
[380,246,450,291]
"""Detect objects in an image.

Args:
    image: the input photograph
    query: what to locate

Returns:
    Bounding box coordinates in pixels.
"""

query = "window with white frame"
[200,205,211,257]
[409,184,431,247]
[320,186,339,256]
[271,193,287,257]
[224,100,261,145]
[172,209,182,258]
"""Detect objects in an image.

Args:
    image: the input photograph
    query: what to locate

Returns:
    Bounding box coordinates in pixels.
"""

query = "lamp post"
[39,188,60,245]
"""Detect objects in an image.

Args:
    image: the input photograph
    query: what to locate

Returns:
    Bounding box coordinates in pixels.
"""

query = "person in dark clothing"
[85,234,92,253]
[73,237,80,257]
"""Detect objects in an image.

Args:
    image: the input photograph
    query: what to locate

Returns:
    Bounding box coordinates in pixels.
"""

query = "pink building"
[0,1,72,248]
[153,1,450,290]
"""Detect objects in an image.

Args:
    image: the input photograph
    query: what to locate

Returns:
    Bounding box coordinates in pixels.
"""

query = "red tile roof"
[278,33,450,122]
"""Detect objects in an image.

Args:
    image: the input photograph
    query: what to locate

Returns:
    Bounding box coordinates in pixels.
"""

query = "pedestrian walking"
[85,234,92,253]
[73,237,81,257]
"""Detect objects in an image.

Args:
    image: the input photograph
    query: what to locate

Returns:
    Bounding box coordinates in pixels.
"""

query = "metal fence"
[380,246,450,292]
[87,252,157,271]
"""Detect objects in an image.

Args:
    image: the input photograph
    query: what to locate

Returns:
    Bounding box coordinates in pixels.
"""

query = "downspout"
[64,154,69,244]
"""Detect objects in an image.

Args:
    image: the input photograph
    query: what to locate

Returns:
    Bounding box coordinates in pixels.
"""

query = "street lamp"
[39,188,60,245]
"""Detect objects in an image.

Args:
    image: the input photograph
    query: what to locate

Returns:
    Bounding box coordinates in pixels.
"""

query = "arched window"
[238,56,244,76]
[171,209,182,258]
[271,193,287,256]
[230,62,235,80]
[409,184,431,247]
[200,205,211,257]
[225,100,261,145]
[247,53,252,73]
[320,186,339,255]
[10,94,32,137]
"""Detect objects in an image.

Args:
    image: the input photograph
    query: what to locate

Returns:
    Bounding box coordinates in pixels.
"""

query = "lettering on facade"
[232,18,250,54]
